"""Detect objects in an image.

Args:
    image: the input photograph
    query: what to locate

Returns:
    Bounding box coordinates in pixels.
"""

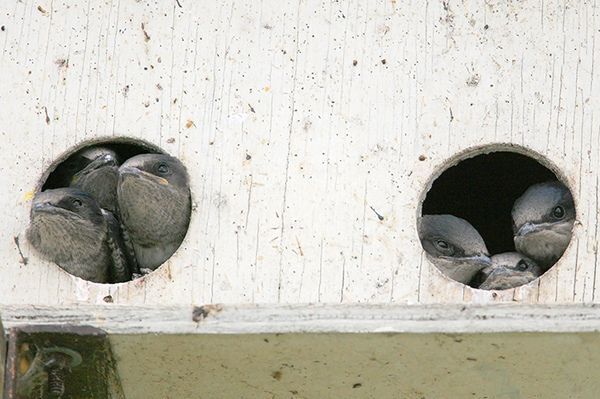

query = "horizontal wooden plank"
[3,304,600,334]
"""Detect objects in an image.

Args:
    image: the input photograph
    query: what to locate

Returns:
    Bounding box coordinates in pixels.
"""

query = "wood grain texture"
[4,304,600,334]
[0,0,598,307]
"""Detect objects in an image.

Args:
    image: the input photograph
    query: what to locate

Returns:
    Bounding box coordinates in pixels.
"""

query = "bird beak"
[460,254,492,267]
[516,222,540,237]
[99,153,117,165]
[32,202,58,213]
[435,253,492,284]
[120,166,169,185]
[72,154,118,182]
[87,154,117,170]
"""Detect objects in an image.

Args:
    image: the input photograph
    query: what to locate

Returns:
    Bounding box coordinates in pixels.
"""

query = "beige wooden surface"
[0,0,599,309]
[111,331,600,398]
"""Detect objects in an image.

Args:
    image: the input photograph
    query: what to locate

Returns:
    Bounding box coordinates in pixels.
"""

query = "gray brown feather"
[117,154,191,270]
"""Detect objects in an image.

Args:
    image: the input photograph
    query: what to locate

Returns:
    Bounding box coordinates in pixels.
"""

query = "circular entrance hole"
[27,138,191,284]
[42,140,164,191]
[419,148,575,290]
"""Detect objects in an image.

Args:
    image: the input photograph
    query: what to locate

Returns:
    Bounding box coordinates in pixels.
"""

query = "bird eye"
[552,206,565,219]
[434,239,455,256]
[71,198,82,207]
[157,163,169,174]
[516,260,528,271]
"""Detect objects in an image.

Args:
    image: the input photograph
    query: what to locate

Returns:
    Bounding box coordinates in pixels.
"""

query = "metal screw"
[41,347,82,399]
[47,365,66,398]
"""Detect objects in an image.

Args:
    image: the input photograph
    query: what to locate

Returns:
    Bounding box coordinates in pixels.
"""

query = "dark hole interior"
[43,141,162,190]
[421,151,558,255]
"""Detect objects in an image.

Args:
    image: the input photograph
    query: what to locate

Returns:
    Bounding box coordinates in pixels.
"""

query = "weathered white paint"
[3,303,600,334]
[0,0,599,310]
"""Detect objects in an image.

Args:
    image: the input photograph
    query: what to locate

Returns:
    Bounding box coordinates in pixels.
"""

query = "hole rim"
[416,142,577,290]
[31,136,193,286]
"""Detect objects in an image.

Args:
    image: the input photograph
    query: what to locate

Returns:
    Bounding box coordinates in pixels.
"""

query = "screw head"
[41,347,82,368]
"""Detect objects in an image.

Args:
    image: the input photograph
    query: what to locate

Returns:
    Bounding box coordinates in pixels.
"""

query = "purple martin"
[512,181,575,269]
[117,154,191,271]
[418,214,492,284]
[474,252,542,290]
[68,147,120,213]
[27,188,132,283]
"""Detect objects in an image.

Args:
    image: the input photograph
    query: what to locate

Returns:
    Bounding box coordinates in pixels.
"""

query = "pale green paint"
[0,320,4,398]
[112,332,598,398]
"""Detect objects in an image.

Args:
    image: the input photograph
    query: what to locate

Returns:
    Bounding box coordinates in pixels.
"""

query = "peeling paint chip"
[55,58,69,68]
[185,119,195,128]
[192,304,223,322]
[466,73,481,87]
[43,106,50,124]
[141,22,151,42]
[23,190,35,201]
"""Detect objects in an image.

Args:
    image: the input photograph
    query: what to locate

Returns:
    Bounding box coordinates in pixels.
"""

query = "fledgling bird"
[117,153,191,271]
[68,147,120,213]
[473,252,542,290]
[27,188,132,283]
[418,214,492,284]
[512,181,575,270]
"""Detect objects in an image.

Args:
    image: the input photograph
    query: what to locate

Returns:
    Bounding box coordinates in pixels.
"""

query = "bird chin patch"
[32,206,77,220]
[479,272,538,290]
[514,226,572,267]
[32,210,93,234]
[429,256,488,284]
[119,174,175,205]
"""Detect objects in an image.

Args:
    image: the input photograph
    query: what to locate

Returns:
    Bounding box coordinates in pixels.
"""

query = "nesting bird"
[66,147,120,213]
[27,188,132,283]
[419,179,574,289]
[418,214,492,284]
[512,181,575,270]
[117,154,191,271]
[473,252,542,290]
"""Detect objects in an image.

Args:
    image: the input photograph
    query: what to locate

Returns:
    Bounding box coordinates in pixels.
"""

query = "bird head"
[511,181,575,268]
[117,154,191,243]
[71,148,118,184]
[118,153,189,190]
[30,188,104,223]
[55,147,118,184]
[27,188,105,254]
[418,214,491,284]
[476,252,542,290]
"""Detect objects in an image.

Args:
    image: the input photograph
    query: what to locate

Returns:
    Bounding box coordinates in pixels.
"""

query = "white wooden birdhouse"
[1,0,600,397]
